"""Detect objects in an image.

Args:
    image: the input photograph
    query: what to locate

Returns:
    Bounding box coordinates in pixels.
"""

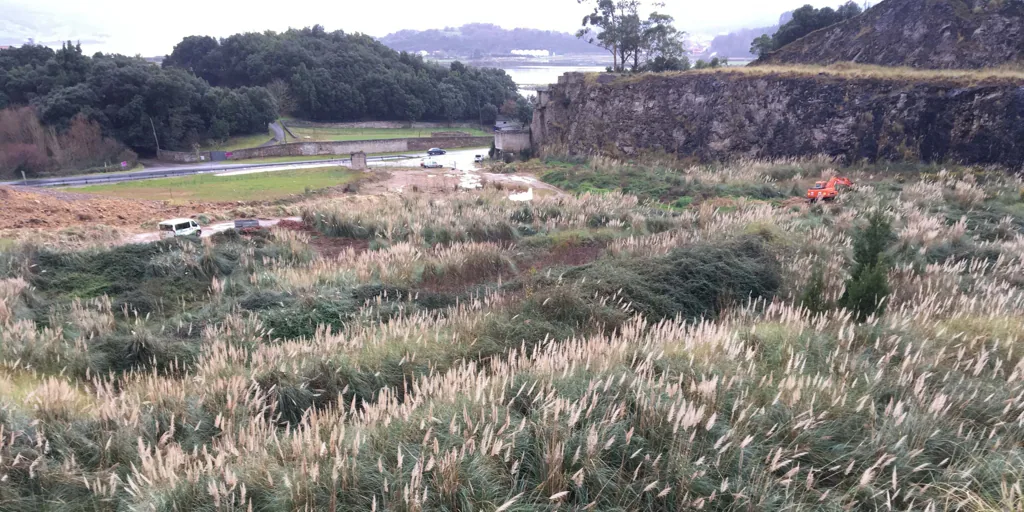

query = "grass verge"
[70,166,362,203]
[289,126,491,141]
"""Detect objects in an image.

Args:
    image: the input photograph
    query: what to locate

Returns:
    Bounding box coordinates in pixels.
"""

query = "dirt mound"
[0,186,208,230]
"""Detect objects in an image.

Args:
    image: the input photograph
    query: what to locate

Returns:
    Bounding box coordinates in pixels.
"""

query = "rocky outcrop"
[758,0,1024,69]
[532,71,1024,168]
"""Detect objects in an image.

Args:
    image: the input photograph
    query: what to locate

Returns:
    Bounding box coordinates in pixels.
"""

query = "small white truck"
[158,218,201,238]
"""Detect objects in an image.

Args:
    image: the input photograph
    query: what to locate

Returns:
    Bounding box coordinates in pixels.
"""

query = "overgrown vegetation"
[2,157,1024,510]
[0,107,136,179]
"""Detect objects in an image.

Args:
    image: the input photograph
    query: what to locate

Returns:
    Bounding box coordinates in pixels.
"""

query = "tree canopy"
[751,2,863,57]
[1,42,277,154]
[163,26,520,123]
[2,27,520,155]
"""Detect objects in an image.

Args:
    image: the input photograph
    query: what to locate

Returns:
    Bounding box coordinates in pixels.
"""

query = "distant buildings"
[511,49,551,57]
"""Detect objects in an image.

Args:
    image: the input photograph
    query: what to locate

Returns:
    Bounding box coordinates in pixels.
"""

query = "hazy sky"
[1,0,846,56]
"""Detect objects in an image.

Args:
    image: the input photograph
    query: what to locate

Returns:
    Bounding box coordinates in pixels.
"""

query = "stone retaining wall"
[156,149,213,163]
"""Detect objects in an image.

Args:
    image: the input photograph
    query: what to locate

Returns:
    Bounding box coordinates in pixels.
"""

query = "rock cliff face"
[532,71,1024,168]
[758,0,1024,69]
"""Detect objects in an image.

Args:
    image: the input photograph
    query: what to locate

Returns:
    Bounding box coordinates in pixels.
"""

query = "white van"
[158,218,202,238]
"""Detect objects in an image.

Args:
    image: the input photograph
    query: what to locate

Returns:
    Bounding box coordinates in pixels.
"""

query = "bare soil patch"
[0,186,214,230]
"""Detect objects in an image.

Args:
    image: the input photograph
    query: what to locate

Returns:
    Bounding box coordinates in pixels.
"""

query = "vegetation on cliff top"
[3,155,1024,509]
[750,1,863,58]
[601,62,1024,86]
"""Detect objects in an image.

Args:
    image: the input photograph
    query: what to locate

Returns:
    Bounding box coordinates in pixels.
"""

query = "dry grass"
[2,158,1024,510]
[608,62,1024,86]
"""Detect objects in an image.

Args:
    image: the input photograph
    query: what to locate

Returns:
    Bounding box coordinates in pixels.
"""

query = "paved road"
[0,155,412,188]
[369,148,489,171]
[263,121,285,146]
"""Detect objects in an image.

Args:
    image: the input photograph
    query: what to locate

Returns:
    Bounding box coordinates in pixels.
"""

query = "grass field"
[4,156,1024,510]
[71,166,361,203]
[288,125,491,142]
[200,132,274,152]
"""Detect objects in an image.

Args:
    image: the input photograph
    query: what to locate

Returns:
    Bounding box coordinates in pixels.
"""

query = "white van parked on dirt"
[158,218,202,238]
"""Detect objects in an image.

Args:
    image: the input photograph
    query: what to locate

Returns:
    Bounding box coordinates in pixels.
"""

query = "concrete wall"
[407,136,492,151]
[157,149,213,163]
[495,131,532,152]
[228,139,408,160]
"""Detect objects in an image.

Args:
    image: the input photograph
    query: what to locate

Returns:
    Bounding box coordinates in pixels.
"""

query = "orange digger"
[807,176,853,202]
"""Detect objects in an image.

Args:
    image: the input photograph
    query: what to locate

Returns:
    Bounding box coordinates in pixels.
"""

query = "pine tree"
[841,210,892,321]
[800,264,829,314]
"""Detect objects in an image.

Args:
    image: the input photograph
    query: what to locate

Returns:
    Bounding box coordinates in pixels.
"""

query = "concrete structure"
[494,117,523,131]
[495,130,532,154]
[157,149,211,163]
[350,151,367,170]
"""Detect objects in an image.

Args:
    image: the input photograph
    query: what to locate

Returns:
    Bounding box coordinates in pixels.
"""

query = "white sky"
[2,0,848,56]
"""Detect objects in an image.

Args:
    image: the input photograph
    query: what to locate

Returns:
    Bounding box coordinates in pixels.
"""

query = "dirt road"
[126,217,302,244]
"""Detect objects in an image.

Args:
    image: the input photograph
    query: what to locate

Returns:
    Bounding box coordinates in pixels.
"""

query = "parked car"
[421,159,444,168]
[158,218,201,238]
[474,154,485,163]
[427,148,446,156]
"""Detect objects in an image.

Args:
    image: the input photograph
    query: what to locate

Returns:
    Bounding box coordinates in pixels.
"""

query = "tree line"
[163,26,521,124]
[1,27,523,176]
[0,41,278,165]
[751,2,864,58]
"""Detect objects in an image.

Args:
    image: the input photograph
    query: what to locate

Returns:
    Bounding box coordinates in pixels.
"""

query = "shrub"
[800,264,830,314]
[841,263,890,321]
[841,211,893,321]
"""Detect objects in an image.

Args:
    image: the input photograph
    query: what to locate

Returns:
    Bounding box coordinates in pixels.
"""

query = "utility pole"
[149,117,160,151]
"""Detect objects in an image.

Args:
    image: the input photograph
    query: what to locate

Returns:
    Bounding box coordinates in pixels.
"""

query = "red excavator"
[806,176,853,202]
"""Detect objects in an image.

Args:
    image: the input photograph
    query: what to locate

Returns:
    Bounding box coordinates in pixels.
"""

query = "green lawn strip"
[289,126,490,141]
[200,132,275,152]
[70,166,361,203]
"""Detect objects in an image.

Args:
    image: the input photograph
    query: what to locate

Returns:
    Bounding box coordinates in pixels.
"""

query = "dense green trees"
[2,27,519,158]
[163,26,519,124]
[752,2,863,57]
[0,42,277,154]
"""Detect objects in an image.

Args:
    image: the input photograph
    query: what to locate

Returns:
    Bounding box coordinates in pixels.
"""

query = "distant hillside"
[707,24,778,59]
[379,23,606,56]
[758,0,1024,68]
